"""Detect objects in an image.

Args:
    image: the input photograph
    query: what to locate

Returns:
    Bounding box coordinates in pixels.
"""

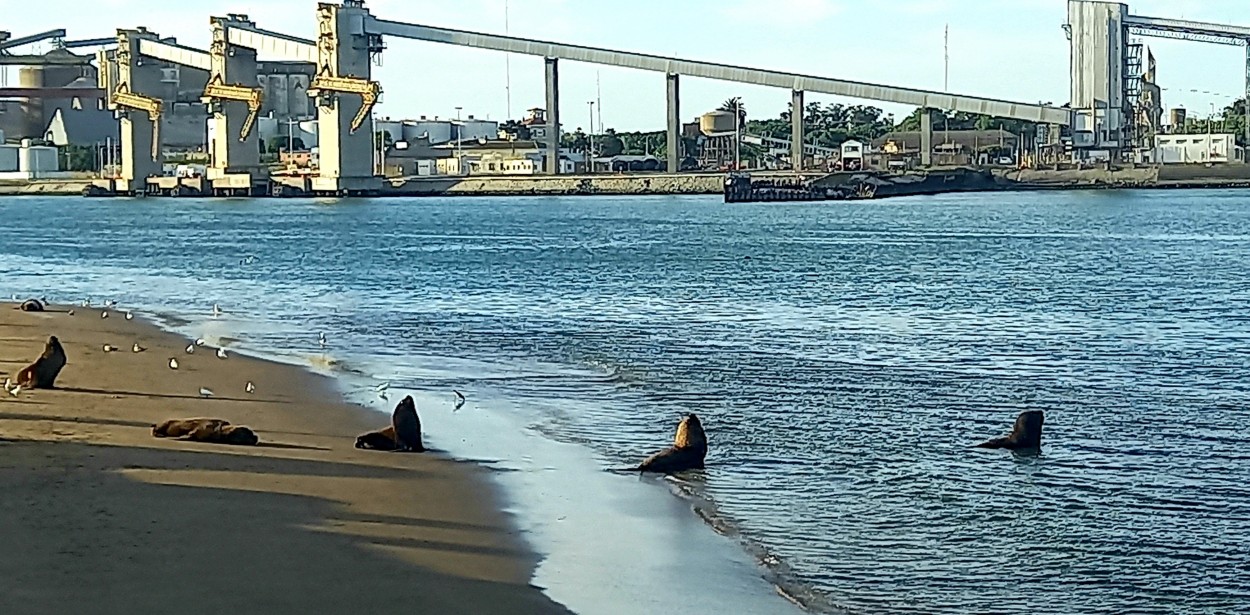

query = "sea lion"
[975,410,1044,451]
[639,414,708,474]
[189,424,259,446]
[355,425,399,451]
[15,336,67,389]
[15,299,45,312]
[152,417,231,438]
[391,395,424,452]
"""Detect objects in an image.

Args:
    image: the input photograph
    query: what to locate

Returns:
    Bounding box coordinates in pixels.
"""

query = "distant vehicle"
[995,156,1014,165]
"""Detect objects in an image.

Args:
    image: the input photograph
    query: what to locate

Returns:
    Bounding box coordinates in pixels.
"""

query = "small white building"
[1155,133,1241,164]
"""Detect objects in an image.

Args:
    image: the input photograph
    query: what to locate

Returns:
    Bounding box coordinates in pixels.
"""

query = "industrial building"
[1154,133,1240,164]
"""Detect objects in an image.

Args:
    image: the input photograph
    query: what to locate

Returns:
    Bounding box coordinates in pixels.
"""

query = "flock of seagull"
[6,295,467,411]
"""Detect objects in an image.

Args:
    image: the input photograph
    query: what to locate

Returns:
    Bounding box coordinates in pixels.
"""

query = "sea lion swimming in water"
[638,413,708,474]
[15,335,67,389]
[355,425,399,451]
[975,410,1044,452]
[391,396,424,452]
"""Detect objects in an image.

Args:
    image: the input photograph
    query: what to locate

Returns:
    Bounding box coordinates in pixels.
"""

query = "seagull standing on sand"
[132,343,146,353]
[185,344,196,354]
[196,338,206,347]
[102,344,118,353]
[169,358,179,370]
[101,310,109,319]
[9,384,21,397]
[199,387,214,398]
[246,381,255,394]
[67,310,75,316]
[216,347,228,359]
[453,389,466,411]
[125,312,134,320]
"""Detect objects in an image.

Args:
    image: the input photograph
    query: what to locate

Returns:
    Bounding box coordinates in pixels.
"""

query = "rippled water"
[3,190,1250,614]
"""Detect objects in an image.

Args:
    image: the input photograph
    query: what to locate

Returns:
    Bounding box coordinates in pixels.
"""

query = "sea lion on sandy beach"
[638,414,708,474]
[152,418,231,438]
[14,299,45,312]
[392,396,424,452]
[355,425,398,451]
[15,336,67,389]
[189,424,259,446]
[975,410,1044,451]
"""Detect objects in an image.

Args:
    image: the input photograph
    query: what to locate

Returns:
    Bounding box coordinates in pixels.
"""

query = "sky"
[4,0,1250,132]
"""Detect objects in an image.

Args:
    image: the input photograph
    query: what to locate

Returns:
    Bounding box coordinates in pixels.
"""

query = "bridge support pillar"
[920,108,933,167]
[666,73,680,173]
[545,57,560,175]
[791,89,804,171]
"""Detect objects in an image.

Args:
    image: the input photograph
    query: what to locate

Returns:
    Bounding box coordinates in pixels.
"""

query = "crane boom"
[202,75,264,141]
[111,85,163,160]
[308,72,380,133]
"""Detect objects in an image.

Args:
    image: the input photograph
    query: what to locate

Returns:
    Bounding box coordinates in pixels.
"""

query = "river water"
[1,190,1248,614]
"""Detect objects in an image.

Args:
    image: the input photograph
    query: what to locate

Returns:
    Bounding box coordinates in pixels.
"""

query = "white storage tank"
[0,145,18,172]
[19,145,60,173]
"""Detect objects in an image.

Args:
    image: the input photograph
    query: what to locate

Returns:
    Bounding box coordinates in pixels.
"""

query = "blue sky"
[6,0,1249,131]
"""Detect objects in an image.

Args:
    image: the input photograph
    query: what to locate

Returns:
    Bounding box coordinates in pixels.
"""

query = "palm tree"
[719,97,747,124]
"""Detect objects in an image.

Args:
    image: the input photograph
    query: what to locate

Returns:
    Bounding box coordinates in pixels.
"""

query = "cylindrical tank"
[0,145,18,172]
[700,111,736,135]
[19,145,59,173]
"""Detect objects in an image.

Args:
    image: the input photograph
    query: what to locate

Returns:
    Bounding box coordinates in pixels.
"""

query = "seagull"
[9,384,21,397]
[318,332,327,349]
[378,390,389,401]
[199,387,213,398]
[3,377,10,390]
[453,389,466,410]
[216,347,228,359]
[80,299,90,307]
[195,338,206,347]
[375,381,390,393]
[125,312,134,320]
[132,343,146,353]
[185,343,196,354]
[9,294,15,301]
[168,358,179,370]
[212,303,221,318]
[67,309,75,316]
[104,300,117,308]
[102,344,118,353]
[100,310,109,319]
[245,381,255,394]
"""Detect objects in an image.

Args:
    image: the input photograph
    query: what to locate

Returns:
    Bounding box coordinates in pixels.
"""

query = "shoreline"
[0,303,572,614]
[7,169,1250,199]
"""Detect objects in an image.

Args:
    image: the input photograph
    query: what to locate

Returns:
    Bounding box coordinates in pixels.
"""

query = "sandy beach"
[0,302,572,614]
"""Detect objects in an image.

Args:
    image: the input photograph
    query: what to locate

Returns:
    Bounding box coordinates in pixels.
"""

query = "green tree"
[597,128,624,157]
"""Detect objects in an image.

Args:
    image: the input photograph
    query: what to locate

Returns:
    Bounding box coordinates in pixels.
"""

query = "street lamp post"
[455,106,463,175]
[588,101,596,173]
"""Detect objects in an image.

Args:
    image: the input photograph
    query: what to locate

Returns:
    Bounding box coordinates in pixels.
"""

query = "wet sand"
[0,302,571,614]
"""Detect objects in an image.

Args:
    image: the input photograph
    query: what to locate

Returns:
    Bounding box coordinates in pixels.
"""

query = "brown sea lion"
[188,424,259,446]
[15,336,67,389]
[152,417,231,438]
[639,414,709,474]
[15,299,45,312]
[391,395,424,452]
[355,425,398,451]
[975,410,1044,451]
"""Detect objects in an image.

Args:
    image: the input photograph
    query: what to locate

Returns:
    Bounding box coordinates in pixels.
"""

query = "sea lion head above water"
[975,410,1044,451]
[673,413,707,450]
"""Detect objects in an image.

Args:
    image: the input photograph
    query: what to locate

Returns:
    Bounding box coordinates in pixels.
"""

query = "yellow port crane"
[201,75,264,141]
[110,84,163,161]
[308,69,380,134]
